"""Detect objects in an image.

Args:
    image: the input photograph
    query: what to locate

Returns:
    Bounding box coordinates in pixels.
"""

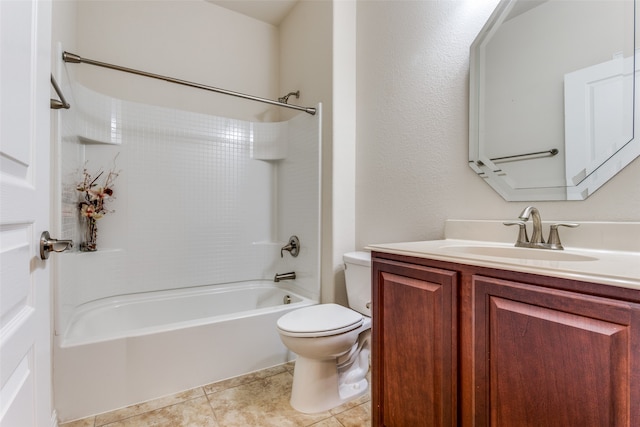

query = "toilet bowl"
[276,251,372,414]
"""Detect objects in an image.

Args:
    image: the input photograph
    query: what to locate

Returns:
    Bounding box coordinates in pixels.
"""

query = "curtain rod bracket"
[50,74,70,110]
[62,52,81,63]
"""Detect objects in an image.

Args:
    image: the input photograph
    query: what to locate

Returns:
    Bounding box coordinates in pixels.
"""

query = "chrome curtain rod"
[62,51,316,115]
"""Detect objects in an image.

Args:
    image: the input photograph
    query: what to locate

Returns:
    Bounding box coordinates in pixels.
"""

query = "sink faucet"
[505,206,579,250]
[518,206,544,244]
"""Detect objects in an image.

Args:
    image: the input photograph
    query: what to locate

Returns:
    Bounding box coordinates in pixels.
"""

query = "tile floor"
[59,362,371,427]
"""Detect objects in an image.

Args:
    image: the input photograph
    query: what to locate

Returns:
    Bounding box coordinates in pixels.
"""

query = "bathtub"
[53,281,316,422]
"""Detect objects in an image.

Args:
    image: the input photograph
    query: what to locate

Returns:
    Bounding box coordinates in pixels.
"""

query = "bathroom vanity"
[368,220,640,426]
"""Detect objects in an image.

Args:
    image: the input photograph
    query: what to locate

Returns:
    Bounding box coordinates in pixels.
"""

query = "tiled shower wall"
[56,83,320,336]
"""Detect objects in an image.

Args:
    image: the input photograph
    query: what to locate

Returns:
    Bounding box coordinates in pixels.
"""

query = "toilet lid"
[277,303,364,337]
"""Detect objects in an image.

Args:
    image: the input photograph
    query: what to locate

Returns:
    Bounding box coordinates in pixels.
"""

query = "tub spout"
[274,272,296,282]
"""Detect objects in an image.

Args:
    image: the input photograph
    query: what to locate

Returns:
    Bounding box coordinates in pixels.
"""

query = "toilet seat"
[277,303,364,338]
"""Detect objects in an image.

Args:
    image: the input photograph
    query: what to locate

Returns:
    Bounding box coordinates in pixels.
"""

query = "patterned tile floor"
[59,362,371,427]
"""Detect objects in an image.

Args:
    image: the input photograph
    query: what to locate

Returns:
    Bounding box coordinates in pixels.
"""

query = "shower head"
[278,90,300,104]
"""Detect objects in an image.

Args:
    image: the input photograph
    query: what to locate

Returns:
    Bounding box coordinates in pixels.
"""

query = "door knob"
[39,231,73,260]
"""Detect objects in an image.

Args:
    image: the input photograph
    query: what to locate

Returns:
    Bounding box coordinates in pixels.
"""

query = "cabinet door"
[372,259,457,427]
[471,275,640,427]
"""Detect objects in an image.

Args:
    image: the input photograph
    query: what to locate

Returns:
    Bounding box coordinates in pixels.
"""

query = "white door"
[564,53,636,185]
[0,0,54,426]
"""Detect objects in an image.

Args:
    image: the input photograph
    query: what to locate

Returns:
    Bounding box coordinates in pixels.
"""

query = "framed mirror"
[469,0,639,201]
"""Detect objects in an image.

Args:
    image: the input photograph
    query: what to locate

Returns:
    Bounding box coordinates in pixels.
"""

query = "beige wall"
[279,0,343,304]
[330,0,357,306]
[71,1,280,121]
[355,0,640,249]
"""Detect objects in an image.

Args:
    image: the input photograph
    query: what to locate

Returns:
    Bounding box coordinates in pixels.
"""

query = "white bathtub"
[53,281,316,422]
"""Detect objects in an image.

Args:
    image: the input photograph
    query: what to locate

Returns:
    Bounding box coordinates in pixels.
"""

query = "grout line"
[94,393,212,427]
[203,391,223,426]
[61,362,370,427]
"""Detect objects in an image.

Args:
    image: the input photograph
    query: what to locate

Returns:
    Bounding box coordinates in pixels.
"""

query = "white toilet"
[276,251,372,414]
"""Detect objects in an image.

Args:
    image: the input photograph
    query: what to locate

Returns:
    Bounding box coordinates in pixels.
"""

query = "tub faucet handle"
[281,235,300,258]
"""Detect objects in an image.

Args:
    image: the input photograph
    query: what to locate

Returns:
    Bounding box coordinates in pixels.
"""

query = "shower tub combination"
[54,281,315,421]
[54,55,321,422]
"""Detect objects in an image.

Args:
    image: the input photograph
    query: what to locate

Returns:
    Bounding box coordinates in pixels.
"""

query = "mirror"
[469,0,639,201]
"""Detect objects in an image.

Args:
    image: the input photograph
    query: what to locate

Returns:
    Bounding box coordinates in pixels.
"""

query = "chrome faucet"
[504,206,579,250]
[274,272,296,282]
[518,206,544,244]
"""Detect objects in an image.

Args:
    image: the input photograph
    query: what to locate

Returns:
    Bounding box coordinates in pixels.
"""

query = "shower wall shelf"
[78,136,122,145]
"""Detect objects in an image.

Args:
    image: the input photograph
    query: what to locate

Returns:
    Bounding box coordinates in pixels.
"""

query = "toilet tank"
[343,251,372,317]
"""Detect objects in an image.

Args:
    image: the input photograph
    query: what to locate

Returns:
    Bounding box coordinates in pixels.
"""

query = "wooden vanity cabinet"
[371,256,458,427]
[469,275,640,427]
[372,251,640,427]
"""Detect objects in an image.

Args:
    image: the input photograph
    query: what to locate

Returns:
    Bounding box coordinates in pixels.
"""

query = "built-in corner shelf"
[65,248,124,256]
[78,135,121,145]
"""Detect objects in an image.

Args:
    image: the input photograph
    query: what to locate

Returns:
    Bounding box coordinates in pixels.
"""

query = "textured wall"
[355,0,640,249]
[74,0,280,121]
[279,1,341,304]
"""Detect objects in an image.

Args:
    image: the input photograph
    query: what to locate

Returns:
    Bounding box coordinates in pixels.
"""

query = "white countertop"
[366,220,640,290]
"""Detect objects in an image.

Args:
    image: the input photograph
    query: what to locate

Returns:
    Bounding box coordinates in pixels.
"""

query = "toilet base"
[289,331,371,414]
[289,356,369,414]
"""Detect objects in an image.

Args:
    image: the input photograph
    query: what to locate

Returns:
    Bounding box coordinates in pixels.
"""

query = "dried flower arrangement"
[77,158,120,251]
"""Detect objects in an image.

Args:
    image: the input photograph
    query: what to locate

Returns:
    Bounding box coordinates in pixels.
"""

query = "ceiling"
[207,0,299,26]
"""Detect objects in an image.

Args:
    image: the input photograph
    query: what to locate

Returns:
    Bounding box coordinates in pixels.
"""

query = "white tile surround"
[53,83,322,420]
[56,83,321,337]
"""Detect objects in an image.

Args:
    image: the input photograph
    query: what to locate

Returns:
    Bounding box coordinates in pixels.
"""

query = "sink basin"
[440,245,598,262]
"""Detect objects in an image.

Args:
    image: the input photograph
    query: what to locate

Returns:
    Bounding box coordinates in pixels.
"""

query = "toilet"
[276,251,372,414]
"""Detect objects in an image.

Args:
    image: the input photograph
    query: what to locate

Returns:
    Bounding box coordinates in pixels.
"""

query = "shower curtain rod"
[62,51,316,115]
